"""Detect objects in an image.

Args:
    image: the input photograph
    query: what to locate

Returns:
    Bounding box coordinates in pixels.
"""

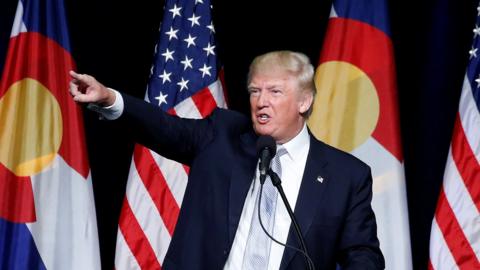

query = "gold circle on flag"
[0,78,63,176]
[307,61,379,152]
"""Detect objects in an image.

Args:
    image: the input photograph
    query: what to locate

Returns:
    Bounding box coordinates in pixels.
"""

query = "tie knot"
[276,146,287,159]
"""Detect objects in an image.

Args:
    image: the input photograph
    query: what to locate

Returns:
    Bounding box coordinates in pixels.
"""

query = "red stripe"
[118,198,161,270]
[434,188,480,268]
[451,113,480,212]
[191,87,217,117]
[134,144,180,236]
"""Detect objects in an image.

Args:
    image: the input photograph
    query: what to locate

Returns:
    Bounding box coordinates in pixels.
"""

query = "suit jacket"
[120,94,385,270]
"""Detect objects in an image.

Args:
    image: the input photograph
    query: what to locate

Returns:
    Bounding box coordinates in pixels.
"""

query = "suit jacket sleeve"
[337,166,385,269]
[118,93,215,165]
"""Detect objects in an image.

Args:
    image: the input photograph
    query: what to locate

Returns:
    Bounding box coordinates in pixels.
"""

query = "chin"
[253,125,272,137]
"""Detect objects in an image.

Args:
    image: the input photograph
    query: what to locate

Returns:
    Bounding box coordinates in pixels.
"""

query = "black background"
[1,0,478,269]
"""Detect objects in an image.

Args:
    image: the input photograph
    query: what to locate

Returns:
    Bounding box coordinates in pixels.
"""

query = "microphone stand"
[268,169,314,270]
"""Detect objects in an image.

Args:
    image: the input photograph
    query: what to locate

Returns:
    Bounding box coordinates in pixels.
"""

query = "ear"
[298,92,314,114]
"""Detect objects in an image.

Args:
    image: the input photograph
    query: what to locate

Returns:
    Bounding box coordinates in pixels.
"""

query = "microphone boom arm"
[267,169,314,270]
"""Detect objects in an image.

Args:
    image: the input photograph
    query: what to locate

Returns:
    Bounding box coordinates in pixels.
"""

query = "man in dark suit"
[70,51,384,269]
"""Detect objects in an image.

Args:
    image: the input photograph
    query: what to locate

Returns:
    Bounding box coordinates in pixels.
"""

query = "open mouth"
[257,113,270,123]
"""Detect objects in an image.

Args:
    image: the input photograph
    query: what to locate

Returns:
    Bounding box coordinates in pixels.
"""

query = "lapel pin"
[317,176,324,183]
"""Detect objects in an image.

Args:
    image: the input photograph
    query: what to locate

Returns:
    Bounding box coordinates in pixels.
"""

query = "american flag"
[429,2,480,269]
[114,0,227,268]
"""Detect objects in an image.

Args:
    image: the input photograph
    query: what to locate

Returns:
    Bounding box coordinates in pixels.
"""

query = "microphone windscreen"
[256,135,276,157]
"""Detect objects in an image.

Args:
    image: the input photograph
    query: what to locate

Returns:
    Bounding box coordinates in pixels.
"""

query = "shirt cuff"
[87,88,124,120]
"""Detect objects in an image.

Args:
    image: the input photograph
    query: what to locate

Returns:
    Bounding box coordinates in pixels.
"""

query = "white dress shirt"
[87,88,124,120]
[224,124,310,270]
[91,91,311,269]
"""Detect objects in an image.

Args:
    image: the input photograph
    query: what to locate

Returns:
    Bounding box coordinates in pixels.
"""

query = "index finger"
[69,70,95,85]
[69,70,84,81]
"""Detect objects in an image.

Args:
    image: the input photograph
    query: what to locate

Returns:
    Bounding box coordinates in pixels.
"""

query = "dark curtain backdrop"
[1,0,478,269]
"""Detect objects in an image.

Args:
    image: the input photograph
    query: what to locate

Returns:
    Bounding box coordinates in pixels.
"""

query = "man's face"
[249,70,311,144]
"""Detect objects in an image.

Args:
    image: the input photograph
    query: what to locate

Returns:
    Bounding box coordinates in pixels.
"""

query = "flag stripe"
[429,219,459,270]
[173,97,202,119]
[209,79,227,109]
[451,113,480,212]
[150,150,189,208]
[442,150,480,256]
[458,78,480,162]
[133,145,180,236]
[434,188,480,268]
[118,198,162,270]
[191,87,217,118]
[115,231,141,269]
[126,162,171,264]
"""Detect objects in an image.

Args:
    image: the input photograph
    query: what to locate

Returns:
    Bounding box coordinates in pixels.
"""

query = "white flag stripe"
[115,231,142,270]
[352,137,402,177]
[208,80,227,109]
[430,219,460,270]
[442,150,480,257]
[150,150,189,207]
[126,165,172,263]
[10,1,27,38]
[27,156,100,270]
[351,137,412,270]
[174,96,203,119]
[459,77,480,162]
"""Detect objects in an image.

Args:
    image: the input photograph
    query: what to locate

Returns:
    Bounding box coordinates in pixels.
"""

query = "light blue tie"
[243,147,287,270]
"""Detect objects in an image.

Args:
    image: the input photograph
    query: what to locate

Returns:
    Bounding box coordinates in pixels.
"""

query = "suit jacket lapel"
[228,131,257,244]
[280,135,330,270]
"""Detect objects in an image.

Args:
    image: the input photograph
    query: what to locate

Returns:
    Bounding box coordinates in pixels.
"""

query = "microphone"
[256,135,276,185]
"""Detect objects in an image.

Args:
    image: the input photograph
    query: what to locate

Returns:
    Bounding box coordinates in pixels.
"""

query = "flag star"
[177,77,189,91]
[476,74,480,87]
[474,25,480,37]
[195,0,204,4]
[183,34,197,48]
[180,56,193,70]
[199,64,212,78]
[203,42,216,56]
[165,27,178,41]
[206,22,215,33]
[161,48,175,62]
[155,92,168,106]
[169,4,182,18]
[158,70,172,83]
[470,47,478,59]
[188,13,201,27]
[478,5,480,16]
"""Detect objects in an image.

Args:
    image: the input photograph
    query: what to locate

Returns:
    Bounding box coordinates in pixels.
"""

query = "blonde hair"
[247,50,316,117]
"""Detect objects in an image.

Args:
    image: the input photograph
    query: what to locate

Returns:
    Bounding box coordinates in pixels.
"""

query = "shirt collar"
[279,124,310,161]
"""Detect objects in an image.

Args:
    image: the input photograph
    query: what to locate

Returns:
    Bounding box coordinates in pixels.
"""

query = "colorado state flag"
[308,0,412,269]
[0,0,100,269]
